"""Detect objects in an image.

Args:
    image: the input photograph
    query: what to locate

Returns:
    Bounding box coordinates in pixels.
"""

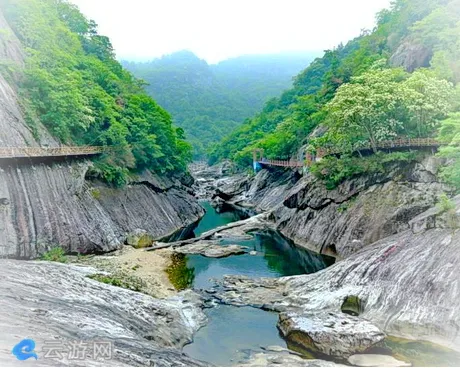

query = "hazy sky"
[70,0,392,64]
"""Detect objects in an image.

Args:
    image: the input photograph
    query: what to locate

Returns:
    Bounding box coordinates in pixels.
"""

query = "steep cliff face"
[274,157,450,257]
[0,9,203,259]
[214,197,460,354]
[213,156,451,258]
[0,161,204,259]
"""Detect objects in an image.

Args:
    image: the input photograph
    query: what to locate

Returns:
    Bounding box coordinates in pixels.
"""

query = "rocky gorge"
[1,1,460,365]
[196,157,460,365]
[0,7,208,366]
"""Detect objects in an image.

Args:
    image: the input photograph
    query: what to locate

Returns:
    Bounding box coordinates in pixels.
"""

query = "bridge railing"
[257,138,441,169]
[259,158,303,168]
[0,146,105,159]
[316,138,441,158]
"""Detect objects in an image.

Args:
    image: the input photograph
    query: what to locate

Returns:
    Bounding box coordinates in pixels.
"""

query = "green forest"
[123,51,317,157]
[1,0,191,186]
[210,0,460,189]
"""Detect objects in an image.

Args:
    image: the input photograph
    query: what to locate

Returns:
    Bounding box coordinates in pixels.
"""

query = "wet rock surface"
[174,240,248,258]
[212,201,460,354]
[348,354,411,367]
[0,260,208,366]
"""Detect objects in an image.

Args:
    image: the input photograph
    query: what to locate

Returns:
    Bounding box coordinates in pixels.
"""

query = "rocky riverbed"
[0,259,208,366]
[1,158,459,367]
[189,161,460,366]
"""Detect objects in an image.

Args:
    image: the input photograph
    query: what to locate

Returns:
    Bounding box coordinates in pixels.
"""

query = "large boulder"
[175,240,248,258]
[278,312,385,358]
[0,260,208,366]
[389,39,432,72]
[126,229,155,248]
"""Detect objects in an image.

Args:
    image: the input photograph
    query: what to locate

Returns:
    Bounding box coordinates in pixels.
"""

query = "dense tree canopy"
[1,0,191,186]
[123,51,318,158]
[210,0,460,190]
[319,67,454,153]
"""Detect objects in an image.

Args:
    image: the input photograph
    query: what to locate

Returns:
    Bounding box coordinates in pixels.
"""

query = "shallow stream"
[179,201,460,366]
[182,202,334,365]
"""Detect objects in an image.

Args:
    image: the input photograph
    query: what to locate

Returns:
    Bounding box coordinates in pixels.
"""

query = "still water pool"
[192,201,249,237]
[182,202,334,366]
[179,202,460,367]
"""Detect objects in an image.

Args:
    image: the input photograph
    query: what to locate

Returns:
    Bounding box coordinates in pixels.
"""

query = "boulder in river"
[278,311,385,358]
[174,241,248,258]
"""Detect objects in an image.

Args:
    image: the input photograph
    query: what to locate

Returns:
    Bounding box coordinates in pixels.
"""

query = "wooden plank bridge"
[255,138,442,170]
[0,146,105,159]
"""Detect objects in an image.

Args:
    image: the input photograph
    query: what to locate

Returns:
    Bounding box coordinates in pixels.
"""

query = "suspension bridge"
[254,138,442,170]
[0,146,105,160]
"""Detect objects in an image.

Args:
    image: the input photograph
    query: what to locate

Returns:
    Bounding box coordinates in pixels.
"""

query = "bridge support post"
[252,149,264,173]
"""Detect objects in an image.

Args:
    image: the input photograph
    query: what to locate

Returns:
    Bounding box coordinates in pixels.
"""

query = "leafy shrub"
[437,193,456,213]
[40,247,68,263]
[88,273,146,292]
[310,151,418,190]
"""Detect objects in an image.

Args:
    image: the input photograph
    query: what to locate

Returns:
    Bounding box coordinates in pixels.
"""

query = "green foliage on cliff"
[310,151,418,190]
[437,112,460,189]
[319,67,454,154]
[211,0,460,173]
[1,0,192,185]
[123,51,317,158]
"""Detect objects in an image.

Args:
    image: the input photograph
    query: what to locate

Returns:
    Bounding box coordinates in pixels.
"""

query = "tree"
[3,0,192,185]
[322,67,454,153]
[437,113,460,189]
[324,67,409,153]
[402,70,454,136]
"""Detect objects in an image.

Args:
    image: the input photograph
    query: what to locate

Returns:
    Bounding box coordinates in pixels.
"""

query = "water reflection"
[181,202,334,366]
[165,253,195,290]
[183,305,284,366]
[192,202,248,237]
[186,230,334,290]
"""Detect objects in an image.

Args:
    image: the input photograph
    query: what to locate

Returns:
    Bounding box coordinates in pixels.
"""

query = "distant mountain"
[122,50,318,157]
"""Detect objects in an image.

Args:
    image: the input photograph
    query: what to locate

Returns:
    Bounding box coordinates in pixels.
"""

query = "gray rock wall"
[236,157,450,258]
[215,200,460,352]
[0,8,204,259]
[0,161,203,259]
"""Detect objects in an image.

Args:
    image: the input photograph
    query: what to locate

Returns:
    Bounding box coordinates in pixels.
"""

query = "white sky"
[70,0,392,64]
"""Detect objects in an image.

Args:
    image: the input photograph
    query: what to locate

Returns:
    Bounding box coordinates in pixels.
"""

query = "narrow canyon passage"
[175,200,460,367]
[181,202,334,366]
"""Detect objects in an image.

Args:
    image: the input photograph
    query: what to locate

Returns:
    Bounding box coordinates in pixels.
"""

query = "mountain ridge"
[123,50,319,157]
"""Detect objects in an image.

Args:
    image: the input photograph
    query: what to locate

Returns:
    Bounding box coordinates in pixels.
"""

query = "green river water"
[180,202,460,366]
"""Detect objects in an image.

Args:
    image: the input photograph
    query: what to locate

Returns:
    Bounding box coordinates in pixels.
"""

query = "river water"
[182,201,334,366]
[178,201,460,366]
